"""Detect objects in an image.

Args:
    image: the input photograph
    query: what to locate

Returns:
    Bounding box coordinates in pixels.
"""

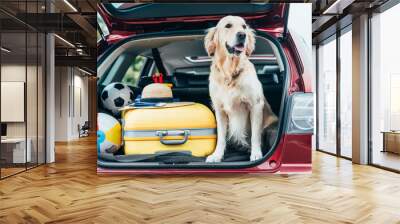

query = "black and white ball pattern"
[101,82,134,115]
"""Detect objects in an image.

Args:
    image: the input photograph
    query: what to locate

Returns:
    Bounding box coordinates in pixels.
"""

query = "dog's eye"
[225,23,232,28]
[242,24,247,29]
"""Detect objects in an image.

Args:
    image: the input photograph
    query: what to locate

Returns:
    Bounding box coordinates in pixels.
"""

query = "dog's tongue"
[234,45,244,51]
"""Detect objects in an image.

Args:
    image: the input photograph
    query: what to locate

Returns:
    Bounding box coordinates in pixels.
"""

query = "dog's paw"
[206,154,223,163]
[250,150,263,161]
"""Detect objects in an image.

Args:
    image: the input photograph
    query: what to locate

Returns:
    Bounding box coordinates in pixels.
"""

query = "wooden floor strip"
[0,136,400,223]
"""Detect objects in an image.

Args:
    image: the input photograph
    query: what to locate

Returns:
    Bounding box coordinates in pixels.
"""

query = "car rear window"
[121,55,147,87]
[101,54,150,88]
[111,3,142,10]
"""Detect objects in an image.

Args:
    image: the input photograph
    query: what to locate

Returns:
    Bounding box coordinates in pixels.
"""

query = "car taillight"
[286,93,314,134]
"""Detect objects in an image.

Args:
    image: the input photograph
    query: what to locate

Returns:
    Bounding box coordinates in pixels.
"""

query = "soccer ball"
[101,82,134,115]
[97,113,121,154]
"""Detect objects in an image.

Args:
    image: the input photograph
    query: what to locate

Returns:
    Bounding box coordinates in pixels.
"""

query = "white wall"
[1,64,39,138]
[1,63,46,164]
[72,72,89,138]
[54,66,89,141]
[288,3,312,50]
[54,66,69,141]
[1,65,26,139]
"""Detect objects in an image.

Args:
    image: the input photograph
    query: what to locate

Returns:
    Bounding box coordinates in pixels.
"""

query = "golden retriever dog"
[204,16,278,162]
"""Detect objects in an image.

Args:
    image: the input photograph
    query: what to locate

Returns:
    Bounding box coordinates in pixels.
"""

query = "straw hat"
[141,83,173,101]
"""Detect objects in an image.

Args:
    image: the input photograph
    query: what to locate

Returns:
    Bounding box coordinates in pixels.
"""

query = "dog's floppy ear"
[204,27,217,56]
[246,29,256,56]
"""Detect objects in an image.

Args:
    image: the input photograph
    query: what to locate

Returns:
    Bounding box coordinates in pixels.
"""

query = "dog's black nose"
[237,32,246,41]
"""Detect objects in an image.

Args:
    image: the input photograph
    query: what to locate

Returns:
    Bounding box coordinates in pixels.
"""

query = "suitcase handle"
[156,130,190,145]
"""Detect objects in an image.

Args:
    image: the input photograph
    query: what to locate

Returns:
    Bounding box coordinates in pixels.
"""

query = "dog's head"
[205,16,255,57]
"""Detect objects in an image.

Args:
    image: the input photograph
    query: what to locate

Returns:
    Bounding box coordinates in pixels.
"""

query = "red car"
[97,3,313,174]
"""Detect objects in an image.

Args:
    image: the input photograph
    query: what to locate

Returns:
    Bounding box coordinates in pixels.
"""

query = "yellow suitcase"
[122,102,216,157]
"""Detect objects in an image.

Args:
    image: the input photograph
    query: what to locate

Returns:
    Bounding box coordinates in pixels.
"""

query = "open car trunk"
[97,30,289,169]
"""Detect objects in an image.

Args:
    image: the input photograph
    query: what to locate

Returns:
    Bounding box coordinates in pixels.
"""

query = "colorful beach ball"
[97,113,121,154]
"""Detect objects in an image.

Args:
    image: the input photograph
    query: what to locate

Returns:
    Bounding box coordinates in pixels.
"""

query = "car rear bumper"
[97,134,312,174]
